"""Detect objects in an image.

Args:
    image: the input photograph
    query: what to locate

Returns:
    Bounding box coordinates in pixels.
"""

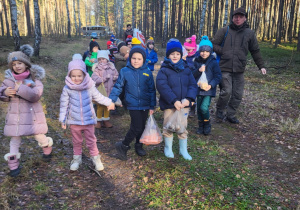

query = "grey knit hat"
[7,45,34,70]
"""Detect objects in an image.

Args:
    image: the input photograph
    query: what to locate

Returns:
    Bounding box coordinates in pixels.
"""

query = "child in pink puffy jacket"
[0,45,53,177]
[91,50,119,128]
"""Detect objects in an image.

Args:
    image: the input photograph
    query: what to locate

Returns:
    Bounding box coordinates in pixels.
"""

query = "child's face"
[92,46,99,53]
[70,69,85,85]
[186,48,194,54]
[12,61,27,74]
[99,58,108,63]
[131,53,144,68]
[200,51,210,59]
[148,44,154,49]
[127,42,132,49]
[169,51,181,64]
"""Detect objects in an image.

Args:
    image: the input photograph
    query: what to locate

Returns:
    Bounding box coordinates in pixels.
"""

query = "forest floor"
[0,37,299,209]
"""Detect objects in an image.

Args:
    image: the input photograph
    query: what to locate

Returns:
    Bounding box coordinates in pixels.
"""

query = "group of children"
[0,34,221,177]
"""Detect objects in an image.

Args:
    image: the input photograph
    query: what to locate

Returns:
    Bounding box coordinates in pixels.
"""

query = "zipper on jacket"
[138,70,140,106]
[179,73,183,100]
[79,91,84,125]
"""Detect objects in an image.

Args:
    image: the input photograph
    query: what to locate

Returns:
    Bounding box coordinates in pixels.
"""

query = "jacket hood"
[4,65,45,81]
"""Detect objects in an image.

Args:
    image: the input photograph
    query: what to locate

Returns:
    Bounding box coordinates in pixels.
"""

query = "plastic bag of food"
[140,115,163,145]
[197,71,208,90]
[163,108,186,134]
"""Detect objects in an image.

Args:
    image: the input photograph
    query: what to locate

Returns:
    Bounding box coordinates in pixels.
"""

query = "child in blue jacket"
[109,46,156,160]
[192,36,222,135]
[156,39,198,160]
[145,37,158,71]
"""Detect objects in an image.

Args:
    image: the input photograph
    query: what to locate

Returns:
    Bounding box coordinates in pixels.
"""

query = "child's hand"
[203,85,212,91]
[106,74,111,79]
[61,123,66,129]
[182,55,187,60]
[107,103,115,111]
[199,65,206,72]
[149,109,154,115]
[4,87,16,97]
[174,101,182,111]
[181,99,190,108]
[90,58,95,63]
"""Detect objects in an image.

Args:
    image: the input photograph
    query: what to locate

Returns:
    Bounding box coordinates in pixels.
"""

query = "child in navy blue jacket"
[109,46,156,160]
[193,36,222,135]
[156,39,197,160]
[145,37,158,71]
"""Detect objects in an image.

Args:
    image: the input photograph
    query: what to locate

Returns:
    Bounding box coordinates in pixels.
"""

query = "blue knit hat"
[199,36,213,53]
[129,46,146,64]
[166,39,183,58]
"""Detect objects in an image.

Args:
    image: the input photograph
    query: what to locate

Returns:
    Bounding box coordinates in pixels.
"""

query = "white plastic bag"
[197,71,209,89]
[163,109,187,134]
[140,115,163,145]
[115,98,123,106]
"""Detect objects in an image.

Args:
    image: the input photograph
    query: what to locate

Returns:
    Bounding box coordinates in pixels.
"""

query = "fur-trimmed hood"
[4,65,45,81]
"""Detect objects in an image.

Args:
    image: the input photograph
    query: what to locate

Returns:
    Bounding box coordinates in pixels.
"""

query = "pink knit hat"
[68,54,86,74]
[183,35,197,50]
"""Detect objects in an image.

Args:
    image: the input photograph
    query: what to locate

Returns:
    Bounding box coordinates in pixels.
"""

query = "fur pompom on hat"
[166,39,183,58]
[7,44,34,70]
[68,54,86,73]
[199,36,213,53]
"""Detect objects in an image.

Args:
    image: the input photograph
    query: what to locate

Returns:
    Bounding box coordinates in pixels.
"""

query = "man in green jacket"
[212,7,267,124]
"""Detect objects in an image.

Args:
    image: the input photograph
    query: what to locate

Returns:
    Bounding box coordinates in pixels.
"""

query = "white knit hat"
[97,50,110,61]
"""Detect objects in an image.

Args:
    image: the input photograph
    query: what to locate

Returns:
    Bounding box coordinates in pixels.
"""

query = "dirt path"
[0,37,299,208]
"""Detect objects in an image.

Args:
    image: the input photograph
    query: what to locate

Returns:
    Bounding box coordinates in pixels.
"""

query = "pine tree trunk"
[66,0,71,38]
[73,0,78,36]
[297,20,300,51]
[8,0,20,50]
[288,0,296,43]
[293,2,298,38]
[213,0,220,35]
[275,0,284,48]
[270,0,278,44]
[163,0,168,47]
[242,0,246,8]
[267,0,273,40]
[33,0,41,57]
[199,0,210,38]
[207,0,212,37]
[3,0,10,37]
[24,0,31,37]
[120,0,124,38]
[77,0,81,36]
[177,0,183,38]
[0,3,4,36]
[132,0,135,28]
[223,0,229,26]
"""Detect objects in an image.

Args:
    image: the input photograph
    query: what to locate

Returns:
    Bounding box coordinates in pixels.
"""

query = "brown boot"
[95,121,102,129]
[103,120,113,128]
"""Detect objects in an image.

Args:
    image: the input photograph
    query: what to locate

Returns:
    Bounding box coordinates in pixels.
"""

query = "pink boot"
[4,153,21,177]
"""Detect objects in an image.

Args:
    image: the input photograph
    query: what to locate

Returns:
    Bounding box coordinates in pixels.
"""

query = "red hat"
[107,41,112,49]
[127,35,133,39]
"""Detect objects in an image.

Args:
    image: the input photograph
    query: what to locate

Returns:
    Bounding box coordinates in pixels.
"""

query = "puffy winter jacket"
[84,51,98,76]
[0,66,48,137]
[212,22,264,72]
[192,55,222,97]
[146,48,158,71]
[109,62,156,110]
[185,51,200,70]
[156,58,198,111]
